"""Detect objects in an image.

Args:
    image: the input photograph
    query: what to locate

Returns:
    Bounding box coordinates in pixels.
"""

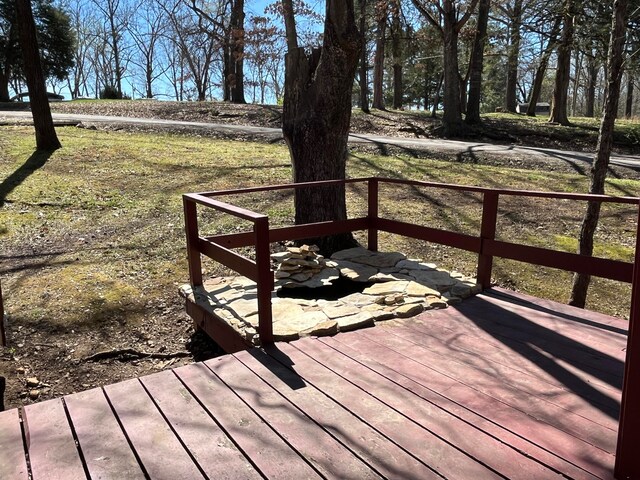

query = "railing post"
[254,216,274,344]
[183,196,203,287]
[477,191,499,289]
[614,203,640,479]
[1,278,6,347]
[368,178,379,252]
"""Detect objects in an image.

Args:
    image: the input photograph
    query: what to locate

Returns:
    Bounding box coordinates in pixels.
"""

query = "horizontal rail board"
[198,238,262,281]
[378,218,481,253]
[268,218,369,243]
[184,194,268,222]
[485,240,634,282]
[206,232,255,249]
[198,178,370,198]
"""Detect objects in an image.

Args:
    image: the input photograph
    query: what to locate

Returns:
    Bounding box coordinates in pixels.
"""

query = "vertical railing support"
[255,216,274,344]
[614,202,640,479]
[477,192,499,289]
[0,279,6,347]
[368,178,379,252]
[183,196,203,287]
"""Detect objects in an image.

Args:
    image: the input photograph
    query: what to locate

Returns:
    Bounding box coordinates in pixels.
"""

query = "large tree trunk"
[15,0,61,151]
[441,1,464,135]
[228,0,246,103]
[282,1,362,255]
[569,0,627,308]
[372,1,387,110]
[626,74,634,118]
[465,0,490,124]
[549,0,574,125]
[391,0,403,109]
[358,0,369,112]
[527,17,561,116]
[505,0,523,112]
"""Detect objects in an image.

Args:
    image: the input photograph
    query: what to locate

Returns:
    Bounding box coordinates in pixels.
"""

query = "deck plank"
[330,328,615,479]
[64,387,146,480]
[267,341,504,480]
[103,378,205,480]
[140,370,262,480]
[209,353,383,479]
[293,337,563,480]
[174,361,322,479]
[318,335,601,480]
[22,398,86,480]
[360,323,617,451]
[0,408,29,479]
[234,348,443,479]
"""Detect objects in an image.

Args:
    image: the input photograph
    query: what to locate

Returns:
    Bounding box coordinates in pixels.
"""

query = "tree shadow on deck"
[454,290,624,420]
[0,150,53,207]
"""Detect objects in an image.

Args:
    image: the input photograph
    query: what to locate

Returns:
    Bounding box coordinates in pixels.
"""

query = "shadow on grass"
[0,150,54,207]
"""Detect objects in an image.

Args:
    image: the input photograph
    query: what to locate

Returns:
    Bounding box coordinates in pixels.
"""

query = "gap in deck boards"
[179,246,482,347]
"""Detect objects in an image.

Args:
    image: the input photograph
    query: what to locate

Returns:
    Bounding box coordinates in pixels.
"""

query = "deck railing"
[183,176,640,479]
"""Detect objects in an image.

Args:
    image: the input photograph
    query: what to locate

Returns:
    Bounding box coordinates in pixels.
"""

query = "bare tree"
[91,0,129,96]
[372,0,388,110]
[548,0,575,125]
[15,0,60,150]
[465,0,491,124]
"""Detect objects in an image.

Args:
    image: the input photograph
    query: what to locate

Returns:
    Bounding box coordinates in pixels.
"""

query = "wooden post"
[368,178,379,252]
[614,203,640,479]
[255,216,274,344]
[0,278,5,347]
[477,192,499,289]
[183,197,203,287]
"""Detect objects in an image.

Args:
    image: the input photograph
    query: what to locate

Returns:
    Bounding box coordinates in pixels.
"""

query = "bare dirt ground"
[1,101,638,411]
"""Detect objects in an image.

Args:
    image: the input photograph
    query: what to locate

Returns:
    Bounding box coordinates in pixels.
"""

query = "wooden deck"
[0,288,626,479]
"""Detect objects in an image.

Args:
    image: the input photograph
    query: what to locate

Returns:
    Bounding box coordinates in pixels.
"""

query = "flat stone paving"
[179,247,481,344]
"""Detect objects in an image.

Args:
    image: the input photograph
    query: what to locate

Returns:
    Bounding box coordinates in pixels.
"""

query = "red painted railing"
[183,177,640,479]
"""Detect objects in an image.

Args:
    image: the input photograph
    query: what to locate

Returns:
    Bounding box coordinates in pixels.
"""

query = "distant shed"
[516,102,550,114]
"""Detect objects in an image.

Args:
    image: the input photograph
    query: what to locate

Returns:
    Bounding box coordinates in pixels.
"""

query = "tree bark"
[569,0,627,308]
[585,55,598,117]
[527,17,562,116]
[549,0,574,125]
[505,0,523,112]
[15,0,61,151]
[372,1,387,110]
[228,0,246,103]
[391,0,403,109]
[626,74,634,118]
[358,0,370,112]
[441,1,464,135]
[282,1,362,255]
[465,0,490,124]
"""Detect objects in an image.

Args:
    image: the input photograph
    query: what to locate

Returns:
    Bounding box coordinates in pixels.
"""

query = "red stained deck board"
[64,388,145,480]
[173,361,322,479]
[139,370,261,480]
[330,329,615,479]
[0,408,29,479]
[293,337,561,480]
[234,348,442,480]
[408,311,622,394]
[361,323,617,450]
[391,318,621,423]
[209,353,383,479]
[317,335,601,480]
[266,341,503,480]
[22,398,86,480]
[103,378,206,480]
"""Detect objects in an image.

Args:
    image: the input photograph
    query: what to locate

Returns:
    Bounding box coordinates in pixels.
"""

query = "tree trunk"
[432,72,443,118]
[372,1,387,110]
[585,55,598,117]
[15,0,61,151]
[465,0,490,124]
[228,0,246,103]
[282,1,362,255]
[527,17,562,116]
[626,74,634,118]
[569,0,627,308]
[358,0,369,112]
[391,0,402,109]
[571,49,583,116]
[441,1,464,135]
[549,0,574,125]
[506,0,523,112]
